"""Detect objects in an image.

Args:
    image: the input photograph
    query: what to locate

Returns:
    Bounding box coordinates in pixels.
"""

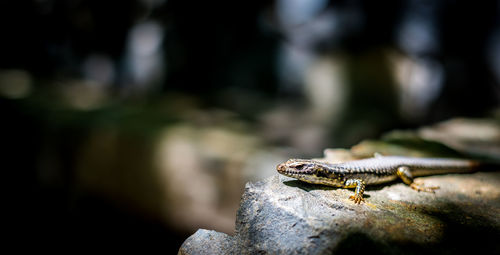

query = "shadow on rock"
[334,201,500,255]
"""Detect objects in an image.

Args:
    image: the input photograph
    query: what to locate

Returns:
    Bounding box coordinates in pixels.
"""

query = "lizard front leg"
[397,166,439,193]
[344,179,366,204]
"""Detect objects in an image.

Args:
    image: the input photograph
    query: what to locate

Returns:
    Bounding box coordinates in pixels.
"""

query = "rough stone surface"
[178,229,235,255]
[179,171,500,254]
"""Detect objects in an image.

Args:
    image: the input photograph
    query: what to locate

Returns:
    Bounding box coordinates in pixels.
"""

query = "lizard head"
[277,159,318,175]
[277,159,342,186]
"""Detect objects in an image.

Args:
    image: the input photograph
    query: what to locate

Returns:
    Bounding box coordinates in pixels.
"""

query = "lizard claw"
[410,183,439,193]
[349,194,365,204]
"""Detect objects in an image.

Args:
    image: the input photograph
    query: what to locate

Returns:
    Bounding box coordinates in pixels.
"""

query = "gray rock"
[178,229,235,255]
[179,172,500,254]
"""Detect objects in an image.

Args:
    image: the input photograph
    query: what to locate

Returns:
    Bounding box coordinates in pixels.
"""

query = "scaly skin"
[276,155,479,204]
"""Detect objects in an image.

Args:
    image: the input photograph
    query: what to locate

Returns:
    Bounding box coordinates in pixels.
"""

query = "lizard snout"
[276,163,287,173]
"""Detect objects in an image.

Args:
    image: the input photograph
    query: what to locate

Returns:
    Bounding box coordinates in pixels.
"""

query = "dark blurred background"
[2,0,500,252]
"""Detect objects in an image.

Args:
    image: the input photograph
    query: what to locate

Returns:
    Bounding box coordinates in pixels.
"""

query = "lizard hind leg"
[397,166,439,193]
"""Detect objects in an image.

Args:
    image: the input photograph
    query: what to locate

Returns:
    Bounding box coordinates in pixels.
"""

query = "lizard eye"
[294,164,305,170]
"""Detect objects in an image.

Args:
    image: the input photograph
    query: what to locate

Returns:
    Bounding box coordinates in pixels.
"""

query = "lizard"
[276,154,481,204]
